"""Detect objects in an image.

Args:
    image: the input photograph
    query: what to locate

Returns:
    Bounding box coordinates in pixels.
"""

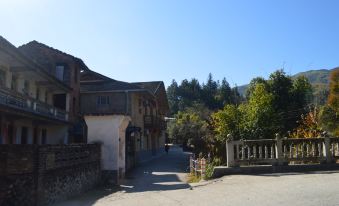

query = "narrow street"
[55,146,339,206]
[54,145,192,206]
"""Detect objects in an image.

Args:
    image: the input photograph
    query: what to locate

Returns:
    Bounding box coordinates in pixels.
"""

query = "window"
[55,65,65,81]
[73,97,76,114]
[0,69,6,87]
[33,127,38,144]
[74,68,78,83]
[8,124,14,144]
[96,96,110,106]
[11,75,17,91]
[41,129,47,144]
[23,80,30,95]
[45,91,48,103]
[36,88,40,100]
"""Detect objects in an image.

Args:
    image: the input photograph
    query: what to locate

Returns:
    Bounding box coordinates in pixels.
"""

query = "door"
[21,127,28,144]
[7,124,14,144]
[125,131,135,171]
[151,133,156,155]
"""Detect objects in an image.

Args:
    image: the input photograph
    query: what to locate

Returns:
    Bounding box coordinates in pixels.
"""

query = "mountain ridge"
[237,68,336,97]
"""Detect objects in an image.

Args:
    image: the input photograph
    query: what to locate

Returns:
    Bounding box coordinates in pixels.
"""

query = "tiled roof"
[80,70,143,92]
[80,69,112,82]
[131,81,163,94]
[81,80,143,92]
[18,40,89,71]
[0,36,71,91]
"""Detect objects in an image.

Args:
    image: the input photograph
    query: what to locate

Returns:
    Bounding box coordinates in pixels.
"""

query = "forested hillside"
[237,68,336,105]
[166,69,339,163]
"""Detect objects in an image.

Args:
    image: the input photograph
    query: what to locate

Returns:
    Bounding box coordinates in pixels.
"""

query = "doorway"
[21,127,28,144]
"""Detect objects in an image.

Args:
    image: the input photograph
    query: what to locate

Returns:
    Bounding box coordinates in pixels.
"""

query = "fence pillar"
[226,134,235,167]
[201,158,206,178]
[195,158,200,176]
[189,155,193,173]
[275,133,284,166]
[323,133,332,164]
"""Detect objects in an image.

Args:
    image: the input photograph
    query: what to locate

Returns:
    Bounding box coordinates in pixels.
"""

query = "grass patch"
[187,173,201,183]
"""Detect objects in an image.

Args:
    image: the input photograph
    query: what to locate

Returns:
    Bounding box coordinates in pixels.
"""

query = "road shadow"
[52,145,191,206]
[120,145,191,193]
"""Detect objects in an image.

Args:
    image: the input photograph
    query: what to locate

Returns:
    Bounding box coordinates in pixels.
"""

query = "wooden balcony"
[0,87,68,122]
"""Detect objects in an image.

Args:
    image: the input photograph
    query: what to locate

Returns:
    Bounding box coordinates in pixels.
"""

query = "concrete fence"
[190,156,206,177]
[226,133,339,167]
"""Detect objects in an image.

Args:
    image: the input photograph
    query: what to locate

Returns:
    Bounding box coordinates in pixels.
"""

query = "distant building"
[80,70,169,183]
[0,36,72,144]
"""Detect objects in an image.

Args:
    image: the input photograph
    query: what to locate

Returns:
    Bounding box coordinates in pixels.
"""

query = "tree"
[217,77,232,106]
[168,108,211,154]
[246,77,268,100]
[266,70,313,135]
[290,107,323,138]
[202,73,219,110]
[167,80,180,114]
[291,76,313,109]
[320,68,339,136]
[211,104,243,142]
[284,75,314,131]
[320,105,339,136]
[230,86,242,105]
[328,68,339,113]
[244,83,278,139]
[268,69,293,112]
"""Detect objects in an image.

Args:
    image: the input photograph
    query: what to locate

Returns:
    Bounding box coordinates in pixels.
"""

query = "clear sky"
[1,0,338,87]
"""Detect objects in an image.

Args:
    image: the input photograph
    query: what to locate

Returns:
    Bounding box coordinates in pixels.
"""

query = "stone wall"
[0,144,101,206]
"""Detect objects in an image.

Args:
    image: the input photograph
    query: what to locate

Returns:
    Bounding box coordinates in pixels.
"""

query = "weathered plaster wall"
[85,115,130,182]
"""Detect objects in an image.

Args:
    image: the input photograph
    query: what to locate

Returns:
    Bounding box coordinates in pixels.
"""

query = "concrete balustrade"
[190,156,207,178]
[226,133,339,167]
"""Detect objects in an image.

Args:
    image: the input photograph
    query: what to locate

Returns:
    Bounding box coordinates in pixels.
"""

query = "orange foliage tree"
[290,107,323,138]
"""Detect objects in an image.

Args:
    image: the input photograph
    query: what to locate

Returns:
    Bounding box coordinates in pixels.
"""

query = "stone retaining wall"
[0,144,101,206]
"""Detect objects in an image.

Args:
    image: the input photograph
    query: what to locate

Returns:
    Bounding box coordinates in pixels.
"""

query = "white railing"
[226,133,339,167]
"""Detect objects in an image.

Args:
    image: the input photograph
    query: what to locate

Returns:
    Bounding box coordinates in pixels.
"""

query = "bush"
[204,157,222,180]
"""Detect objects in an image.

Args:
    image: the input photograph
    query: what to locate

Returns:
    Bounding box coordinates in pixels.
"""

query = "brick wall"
[0,144,101,206]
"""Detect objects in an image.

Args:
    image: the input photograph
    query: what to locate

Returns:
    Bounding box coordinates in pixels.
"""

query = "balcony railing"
[0,87,68,122]
[143,115,166,130]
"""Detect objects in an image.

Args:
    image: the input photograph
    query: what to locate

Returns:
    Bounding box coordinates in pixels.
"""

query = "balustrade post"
[323,132,332,164]
[275,133,284,166]
[201,158,206,178]
[190,155,193,173]
[226,134,235,167]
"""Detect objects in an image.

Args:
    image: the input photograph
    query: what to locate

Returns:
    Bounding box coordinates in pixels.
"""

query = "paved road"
[55,146,339,206]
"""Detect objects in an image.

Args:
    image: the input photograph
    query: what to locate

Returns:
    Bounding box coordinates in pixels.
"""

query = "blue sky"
[1,0,338,87]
